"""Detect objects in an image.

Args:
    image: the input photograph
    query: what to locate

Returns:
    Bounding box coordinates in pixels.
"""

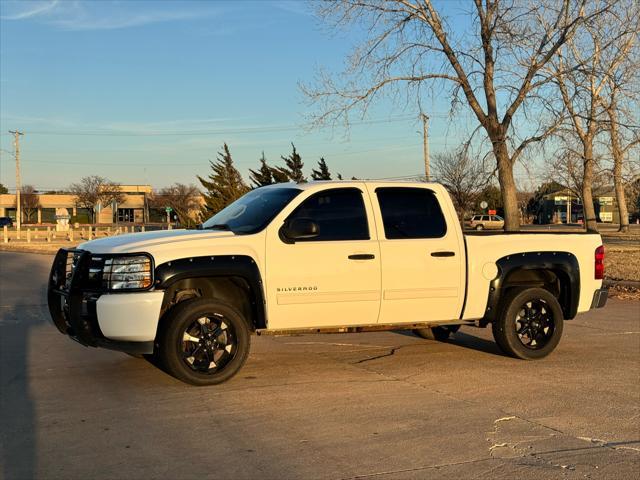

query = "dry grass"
[605,247,640,282]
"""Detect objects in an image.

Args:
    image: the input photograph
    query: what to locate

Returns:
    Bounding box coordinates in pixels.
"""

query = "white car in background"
[469,214,504,230]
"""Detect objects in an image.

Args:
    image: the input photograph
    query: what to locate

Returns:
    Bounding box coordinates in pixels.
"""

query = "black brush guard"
[47,248,154,354]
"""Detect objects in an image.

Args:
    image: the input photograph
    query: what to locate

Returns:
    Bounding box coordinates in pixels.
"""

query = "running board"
[256,321,476,336]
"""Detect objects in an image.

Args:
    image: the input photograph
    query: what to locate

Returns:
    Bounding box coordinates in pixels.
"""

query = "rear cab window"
[375,187,447,239]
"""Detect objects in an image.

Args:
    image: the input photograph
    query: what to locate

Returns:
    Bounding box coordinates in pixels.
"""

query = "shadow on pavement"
[447,331,507,356]
[0,253,50,480]
[392,328,507,357]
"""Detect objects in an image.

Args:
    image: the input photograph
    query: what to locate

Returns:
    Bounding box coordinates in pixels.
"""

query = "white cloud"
[1,0,219,31]
[0,0,60,20]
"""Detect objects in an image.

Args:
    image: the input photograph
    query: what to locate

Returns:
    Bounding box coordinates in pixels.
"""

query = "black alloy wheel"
[514,299,555,350]
[159,298,251,385]
[180,314,237,373]
[492,287,564,360]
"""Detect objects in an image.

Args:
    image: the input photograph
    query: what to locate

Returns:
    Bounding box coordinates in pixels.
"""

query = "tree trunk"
[582,143,598,232]
[608,107,629,232]
[493,141,520,231]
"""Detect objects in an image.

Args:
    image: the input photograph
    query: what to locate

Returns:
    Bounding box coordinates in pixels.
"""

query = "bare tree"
[432,146,489,218]
[151,183,203,227]
[544,147,609,222]
[547,0,637,231]
[303,0,609,231]
[19,186,37,223]
[68,176,124,223]
[20,185,40,223]
[599,0,640,232]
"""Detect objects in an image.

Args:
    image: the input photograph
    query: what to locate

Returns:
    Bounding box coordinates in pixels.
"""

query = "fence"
[2,223,174,245]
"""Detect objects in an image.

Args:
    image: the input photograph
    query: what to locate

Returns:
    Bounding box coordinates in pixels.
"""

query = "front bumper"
[590,288,608,309]
[47,248,157,354]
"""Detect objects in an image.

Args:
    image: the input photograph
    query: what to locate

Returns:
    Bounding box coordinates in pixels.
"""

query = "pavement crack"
[338,457,492,479]
[352,346,403,364]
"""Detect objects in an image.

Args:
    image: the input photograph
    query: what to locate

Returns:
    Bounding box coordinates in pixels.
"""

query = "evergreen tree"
[248,152,274,188]
[275,143,306,183]
[197,143,249,214]
[311,157,332,180]
[337,173,343,180]
[270,166,290,183]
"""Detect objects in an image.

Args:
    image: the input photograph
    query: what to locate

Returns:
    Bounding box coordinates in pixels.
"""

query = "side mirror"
[284,218,319,241]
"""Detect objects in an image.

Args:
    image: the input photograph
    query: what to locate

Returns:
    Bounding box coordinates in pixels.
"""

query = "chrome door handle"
[348,254,375,260]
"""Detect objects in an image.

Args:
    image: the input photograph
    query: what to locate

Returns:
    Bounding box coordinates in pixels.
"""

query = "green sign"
[165,206,173,213]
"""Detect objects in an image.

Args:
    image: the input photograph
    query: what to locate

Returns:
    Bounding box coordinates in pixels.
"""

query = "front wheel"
[492,288,564,360]
[413,325,460,341]
[158,298,251,385]
[475,224,484,231]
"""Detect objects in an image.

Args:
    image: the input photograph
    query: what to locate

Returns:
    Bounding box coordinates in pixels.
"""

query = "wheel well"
[501,268,573,319]
[159,276,261,330]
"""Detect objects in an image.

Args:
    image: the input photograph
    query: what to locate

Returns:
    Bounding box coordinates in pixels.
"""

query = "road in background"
[1,252,638,479]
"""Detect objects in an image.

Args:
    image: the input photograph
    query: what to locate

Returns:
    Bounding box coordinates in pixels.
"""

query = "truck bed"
[461,232,603,320]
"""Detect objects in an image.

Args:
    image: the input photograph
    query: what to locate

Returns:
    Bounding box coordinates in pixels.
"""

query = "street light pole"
[421,113,430,181]
[9,130,24,231]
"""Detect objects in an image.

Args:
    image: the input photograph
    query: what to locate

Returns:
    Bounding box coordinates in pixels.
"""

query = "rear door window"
[376,187,447,239]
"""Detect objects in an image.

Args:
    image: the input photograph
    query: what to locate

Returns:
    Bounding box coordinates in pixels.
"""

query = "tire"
[158,298,251,386]
[475,224,484,231]
[413,325,460,341]
[492,288,564,360]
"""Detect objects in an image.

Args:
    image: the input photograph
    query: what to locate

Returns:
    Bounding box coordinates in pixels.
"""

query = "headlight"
[103,255,153,290]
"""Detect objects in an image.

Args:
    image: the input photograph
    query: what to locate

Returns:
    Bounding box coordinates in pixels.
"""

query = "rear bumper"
[590,288,608,309]
[47,248,156,355]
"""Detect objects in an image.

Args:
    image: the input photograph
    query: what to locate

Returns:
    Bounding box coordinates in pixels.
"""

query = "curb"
[604,279,640,289]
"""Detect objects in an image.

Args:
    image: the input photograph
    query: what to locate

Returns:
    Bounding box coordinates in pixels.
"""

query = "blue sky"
[1,0,486,191]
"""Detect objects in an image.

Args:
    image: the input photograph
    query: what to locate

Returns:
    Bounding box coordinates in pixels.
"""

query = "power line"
[15,115,426,137]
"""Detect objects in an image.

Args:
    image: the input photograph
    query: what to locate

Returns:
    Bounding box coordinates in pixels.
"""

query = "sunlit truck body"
[48,181,607,385]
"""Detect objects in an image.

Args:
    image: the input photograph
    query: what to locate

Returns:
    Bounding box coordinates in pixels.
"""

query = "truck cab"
[48,181,607,385]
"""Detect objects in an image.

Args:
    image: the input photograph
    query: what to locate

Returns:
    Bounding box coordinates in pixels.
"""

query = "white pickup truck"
[48,181,608,385]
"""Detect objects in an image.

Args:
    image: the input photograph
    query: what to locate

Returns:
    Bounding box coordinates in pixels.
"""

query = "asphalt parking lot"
[1,252,639,480]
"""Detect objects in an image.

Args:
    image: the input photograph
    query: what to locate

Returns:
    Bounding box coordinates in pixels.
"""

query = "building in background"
[0,184,203,225]
[532,188,619,224]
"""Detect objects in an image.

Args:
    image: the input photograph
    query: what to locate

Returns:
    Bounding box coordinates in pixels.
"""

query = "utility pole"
[421,114,430,181]
[9,130,24,231]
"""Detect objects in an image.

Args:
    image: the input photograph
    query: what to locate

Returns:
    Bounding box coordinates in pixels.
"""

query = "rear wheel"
[413,325,460,341]
[475,224,484,231]
[159,298,251,385]
[492,288,564,360]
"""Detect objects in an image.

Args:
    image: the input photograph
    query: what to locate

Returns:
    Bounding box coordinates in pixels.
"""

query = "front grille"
[86,255,106,290]
[64,251,82,289]
[51,249,153,294]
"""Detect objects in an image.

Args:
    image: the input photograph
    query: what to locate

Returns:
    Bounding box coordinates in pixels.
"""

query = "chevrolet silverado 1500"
[48,181,608,385]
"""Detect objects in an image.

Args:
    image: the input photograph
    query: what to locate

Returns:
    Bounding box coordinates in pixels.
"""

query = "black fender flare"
[483,251,580,324]
[154,255,266,329]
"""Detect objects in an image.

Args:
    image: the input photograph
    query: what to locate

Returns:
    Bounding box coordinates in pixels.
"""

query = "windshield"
[202,187,302,234]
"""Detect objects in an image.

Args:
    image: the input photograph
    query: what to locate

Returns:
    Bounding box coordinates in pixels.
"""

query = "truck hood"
[78,229,236,254]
